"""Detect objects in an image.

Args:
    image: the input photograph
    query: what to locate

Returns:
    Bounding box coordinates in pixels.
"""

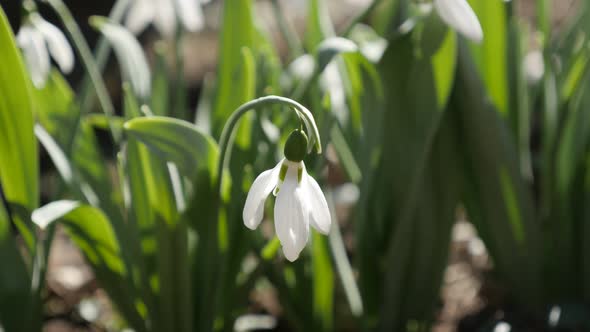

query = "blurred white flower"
[320,62,348,125]
[17,13,74,88]
[125,0,207,37]
[524,50,545,83]
[243,158,331,261]
[434,0,483,43]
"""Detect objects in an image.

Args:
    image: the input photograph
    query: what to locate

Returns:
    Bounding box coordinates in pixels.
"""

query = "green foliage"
[0,6,39,331]
[0,1,38,228]
[3,0,590,331]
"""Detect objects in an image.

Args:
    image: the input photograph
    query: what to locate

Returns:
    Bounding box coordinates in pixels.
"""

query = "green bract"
[284,129,309,162]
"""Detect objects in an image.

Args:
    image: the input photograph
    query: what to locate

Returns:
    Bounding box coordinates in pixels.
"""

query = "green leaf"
[361,17,457,328]
[370,0,403,38]
[31,200,146,331]
[123,101,193,332]
[233,46,257,150]
[326,191,363,318]
[379,108,461,331]
[560,46,590,103]
[0,201,34,332]
[312,231,334,332]
[506,18,533,179]
[583,154,590,301]
[125,137,188,332]
[431,31,458,108]
[32,70,78,150]
[212,0,257,139]
[34,125,75,186]
[556,76,590,196]
[71,118,118,210]
[123,116,219,179]
[330,125,361,183]
[467,0,509,116]
[451,45,542,305]
[304,0,335,50]
[151,44,170,117]
[0,5,38,212]
[35,124,98,205]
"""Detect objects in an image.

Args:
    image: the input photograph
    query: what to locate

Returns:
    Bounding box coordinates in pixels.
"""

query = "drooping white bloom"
[16,14,74,88]
[434,0,483,43]
[243,159,331,261]
[125,0,207,37]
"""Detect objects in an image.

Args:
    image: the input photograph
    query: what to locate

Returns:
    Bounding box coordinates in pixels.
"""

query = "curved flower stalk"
[16,1,74,88]
[434,0,483,43]
[243,130,331,261]
[125,0,208,37]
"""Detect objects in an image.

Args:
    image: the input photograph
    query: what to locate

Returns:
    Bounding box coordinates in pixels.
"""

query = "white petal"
[320,62,347,125]
[524,50,544,83]
[301,166,331,234]
[154,0,177,37]
[434,0,483,43]
[274,165,309,262]
[176,0,205,32]
[243,162,281,230]
[17,26,50,88]
[98,22,152,99]
[34,18,74,73]
[125,0,156,35]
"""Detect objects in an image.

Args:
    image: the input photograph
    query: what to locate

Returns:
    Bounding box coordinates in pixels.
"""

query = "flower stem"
[43,0,121,143]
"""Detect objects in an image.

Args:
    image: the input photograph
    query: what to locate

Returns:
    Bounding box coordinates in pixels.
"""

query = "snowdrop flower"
[523,50,544,83]
[16,5,74,88]
[434,0,483,43]
[243,129,331,261]
[125,0,207,37]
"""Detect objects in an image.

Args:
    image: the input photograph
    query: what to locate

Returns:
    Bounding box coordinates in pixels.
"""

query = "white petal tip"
[467,29,483,43]
[317,225,331,235]
[434,0,483,44]
[283,247,300,262]
[243,218,259,230]
[60,61,74,74]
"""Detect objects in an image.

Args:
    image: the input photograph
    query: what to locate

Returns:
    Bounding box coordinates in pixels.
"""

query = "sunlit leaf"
[211,0,256,141]
[0,4,38,215]
[124,116,219,179]
[312,232,334,332]
[31,200,146,331]
[32,70,78,149]
[467,0,508,115]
